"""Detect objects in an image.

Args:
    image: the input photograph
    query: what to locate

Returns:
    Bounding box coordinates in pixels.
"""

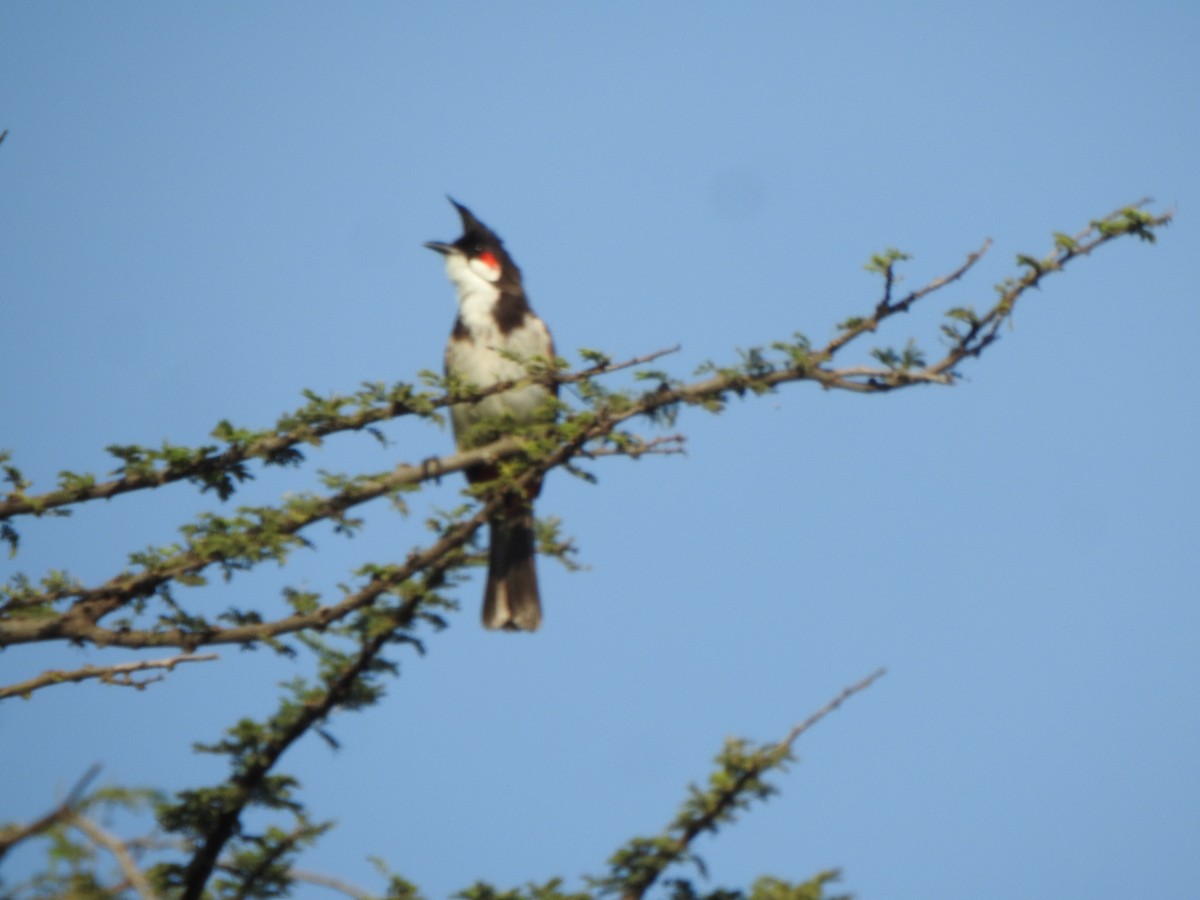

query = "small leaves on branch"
[0,672,880,900]
[592,669,885,900]
[0,202,1173,667]
[0,202,1172,900]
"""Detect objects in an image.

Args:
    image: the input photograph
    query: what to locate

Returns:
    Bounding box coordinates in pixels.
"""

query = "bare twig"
[68,814,161,900]
[287,869,376,900]
[578,434,688,460]
[0,653,218,701]
[0,765,101,862]
[779,667,888,747]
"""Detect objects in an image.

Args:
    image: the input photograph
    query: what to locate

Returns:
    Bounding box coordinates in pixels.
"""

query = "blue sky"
[2,3,1197,898]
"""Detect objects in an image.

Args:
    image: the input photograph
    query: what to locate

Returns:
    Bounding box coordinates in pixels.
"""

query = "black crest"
[443,197,524,291]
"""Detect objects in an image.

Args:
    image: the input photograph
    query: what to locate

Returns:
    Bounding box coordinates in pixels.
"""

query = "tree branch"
[0,393,680,652]
[0,201,1173,900]
[578,434,688,460]
[0,652,218,701]
[819,240,992,361]
[0,346,682,522]
[602,669,887,900]
[67,813,161,900]
[0,764,101,862]
[174,624,405,899]
[0,486,505,651]
[0,203,1172,666]
[286,868,376,900]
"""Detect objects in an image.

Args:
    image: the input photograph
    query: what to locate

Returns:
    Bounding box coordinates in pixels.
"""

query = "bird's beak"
[423,241,456,255]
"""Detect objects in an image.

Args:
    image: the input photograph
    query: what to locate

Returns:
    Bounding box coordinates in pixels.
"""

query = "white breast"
[442,255,553,439]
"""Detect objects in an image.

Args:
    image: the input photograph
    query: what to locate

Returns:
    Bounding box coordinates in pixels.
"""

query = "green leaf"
[1052,231,1078,252]
[863,247,911,275]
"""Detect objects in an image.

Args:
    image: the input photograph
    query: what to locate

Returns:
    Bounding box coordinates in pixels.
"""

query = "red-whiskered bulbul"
[425,199,556,631]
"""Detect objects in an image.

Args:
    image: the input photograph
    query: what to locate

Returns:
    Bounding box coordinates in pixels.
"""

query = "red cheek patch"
[477,250,499,270]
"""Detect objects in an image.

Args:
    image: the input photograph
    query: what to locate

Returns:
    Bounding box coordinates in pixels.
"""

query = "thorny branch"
[0,203,1172,672]
[0,439,541,625]
[0,346,682,521]
[0,485,513,652]
[173,635,386,900]
[609,668,888,900]
[674,669,889,854]
[0,199,1173,900]
[0,198,1164,529]
[164,516,498,900]
[1,673,884,900]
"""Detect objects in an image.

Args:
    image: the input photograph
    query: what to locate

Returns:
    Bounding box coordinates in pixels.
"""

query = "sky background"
[2,3,1198,898]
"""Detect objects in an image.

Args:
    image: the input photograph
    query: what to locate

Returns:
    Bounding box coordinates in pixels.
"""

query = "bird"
[425,199,557,631]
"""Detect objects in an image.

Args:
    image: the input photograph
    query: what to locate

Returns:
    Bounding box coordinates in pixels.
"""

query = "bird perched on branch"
[425,199,556,631]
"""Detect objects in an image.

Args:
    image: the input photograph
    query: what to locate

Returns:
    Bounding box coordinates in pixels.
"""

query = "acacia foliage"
[0,204,1171,900]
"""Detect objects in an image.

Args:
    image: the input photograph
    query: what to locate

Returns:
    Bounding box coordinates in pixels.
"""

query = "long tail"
[482,507,542,631]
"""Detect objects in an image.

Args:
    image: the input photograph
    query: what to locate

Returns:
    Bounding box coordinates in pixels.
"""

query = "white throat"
[444,253,503,338]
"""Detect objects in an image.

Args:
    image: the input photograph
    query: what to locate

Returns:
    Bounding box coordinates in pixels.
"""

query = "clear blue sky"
[2,3,1197,898]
